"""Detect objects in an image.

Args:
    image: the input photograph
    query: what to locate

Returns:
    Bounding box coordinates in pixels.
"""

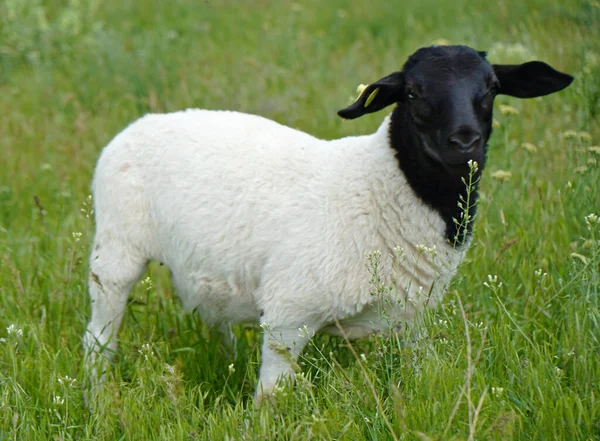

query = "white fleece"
[85,109,467,399]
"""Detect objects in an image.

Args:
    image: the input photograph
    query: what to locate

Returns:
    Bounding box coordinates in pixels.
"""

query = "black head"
[338,45,573,244]
[338,45,573,171]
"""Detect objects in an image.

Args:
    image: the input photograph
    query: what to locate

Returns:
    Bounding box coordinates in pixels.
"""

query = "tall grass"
[1,0,598,439]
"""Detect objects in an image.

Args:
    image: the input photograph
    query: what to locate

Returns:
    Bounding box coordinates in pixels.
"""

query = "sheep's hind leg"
[83,237,147,391]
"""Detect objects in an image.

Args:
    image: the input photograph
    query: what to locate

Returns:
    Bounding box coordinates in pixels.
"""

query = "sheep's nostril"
[448,131,481,151]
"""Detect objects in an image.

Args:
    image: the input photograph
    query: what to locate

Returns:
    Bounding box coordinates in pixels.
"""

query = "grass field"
[1,0,599,439]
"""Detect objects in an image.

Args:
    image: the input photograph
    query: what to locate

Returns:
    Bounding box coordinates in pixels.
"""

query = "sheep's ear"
[493,61,574,98]
[338,72,404,120]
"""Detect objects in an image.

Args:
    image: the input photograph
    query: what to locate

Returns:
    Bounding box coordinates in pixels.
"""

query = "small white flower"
[427,245,438,258]
[585,213,599,229]
[298,325,313,337]
[6,324,23,337]
[365,250,382,260]
[483,274,502,288]
[58,375,76,386]
[80,194,94,218]
[491,170,512,182]
[578,131,593,142]
[138,343,153,360]
[467,159,479,173]
[164,364,175,375]
[295,372,312,391]
[228,363,235,374]
[564,130,593,143]
[563,130,579,140]
[141,276,153,291]
[273,385,287,397]
[491,387,504,397]
[53,395,65,405]
[393,246,406,261]
[483,274,503,292]
[447,299,458,316]
[498,104,519,115]
[521,142,538,153]
[360,353,367,362]
[72,232,82,242]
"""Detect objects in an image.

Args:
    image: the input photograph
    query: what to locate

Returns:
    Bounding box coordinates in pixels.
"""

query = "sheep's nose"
[448,129,481,151]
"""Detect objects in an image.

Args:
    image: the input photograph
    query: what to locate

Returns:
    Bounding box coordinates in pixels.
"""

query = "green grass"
[1,0,599,439]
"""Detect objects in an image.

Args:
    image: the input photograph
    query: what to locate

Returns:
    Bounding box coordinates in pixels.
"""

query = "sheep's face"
[338,44,573,172]
[401,46,495,169]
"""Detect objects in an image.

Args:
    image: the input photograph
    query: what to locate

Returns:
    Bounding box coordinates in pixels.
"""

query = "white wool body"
[86,109,466,398]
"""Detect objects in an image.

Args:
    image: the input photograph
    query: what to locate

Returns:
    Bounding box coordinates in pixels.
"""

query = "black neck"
[388,106,486,247]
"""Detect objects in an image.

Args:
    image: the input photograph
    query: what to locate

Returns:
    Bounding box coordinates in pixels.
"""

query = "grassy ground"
[1,0,599,439]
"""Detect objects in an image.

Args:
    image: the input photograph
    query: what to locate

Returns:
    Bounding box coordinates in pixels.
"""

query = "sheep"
[83,45,573,402]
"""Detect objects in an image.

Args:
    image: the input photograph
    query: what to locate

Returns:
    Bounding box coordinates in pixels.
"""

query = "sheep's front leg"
[256,323,316,403]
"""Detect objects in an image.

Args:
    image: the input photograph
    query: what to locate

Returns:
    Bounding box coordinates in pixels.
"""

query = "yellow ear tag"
[364,87,380,108]
[351,84,369,104]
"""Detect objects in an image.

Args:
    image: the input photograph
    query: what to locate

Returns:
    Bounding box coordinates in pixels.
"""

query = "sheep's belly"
[320,300,419,339]
[171,270,260,325]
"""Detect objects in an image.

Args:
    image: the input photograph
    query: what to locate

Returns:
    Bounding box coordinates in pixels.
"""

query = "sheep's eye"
[487,84,499,96]
[407,91,417,100]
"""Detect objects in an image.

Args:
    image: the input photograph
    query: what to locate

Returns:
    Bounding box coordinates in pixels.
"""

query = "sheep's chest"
[323,245,463,338]
[324,218,467,337]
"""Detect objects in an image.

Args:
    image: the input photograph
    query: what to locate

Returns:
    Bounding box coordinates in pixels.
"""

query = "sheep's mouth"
[422,141,477,169]
[443,153,478,166]
[442,142,485,168]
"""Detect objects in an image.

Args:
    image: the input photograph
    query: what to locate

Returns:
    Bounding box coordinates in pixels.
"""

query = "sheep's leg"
[255,322,316,404]
[83,237,146,386]
[217,322,237,355]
